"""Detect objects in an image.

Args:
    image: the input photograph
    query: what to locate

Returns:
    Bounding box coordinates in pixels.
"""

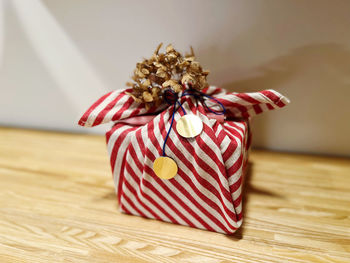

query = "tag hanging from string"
[153,86,226,180]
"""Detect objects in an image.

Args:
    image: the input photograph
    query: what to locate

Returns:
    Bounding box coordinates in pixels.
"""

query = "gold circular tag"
[176,115,203,138]
[153,156,178,180]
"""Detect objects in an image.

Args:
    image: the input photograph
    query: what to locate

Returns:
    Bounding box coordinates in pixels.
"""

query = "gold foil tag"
[153,156,178,179]
[176,115,203,138]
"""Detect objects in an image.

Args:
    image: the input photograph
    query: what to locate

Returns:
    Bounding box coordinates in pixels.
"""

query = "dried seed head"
[141,68,150,75]
[185,56,194,62]
[190,61,200,71]
[125,92,142,103]
[143,91,153,102]
[127,43,209,105]
[181,73,195,85]
[166,44,174,53]
[151,87,161,97]
[162,79,183,92]
[141,79,151,88]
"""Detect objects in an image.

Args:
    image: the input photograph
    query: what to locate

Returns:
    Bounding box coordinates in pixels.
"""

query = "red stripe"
[235,93,261,104]
[113,100,146,122]
[78,91,113,126]
[109,125,138,174]
[229,175,242,193]
[117,149,128,202]
[216,127,227,146]
[107,124,139,202]
[219,98,250,118]
[224,123,243,142]
[170,173,235,231]
[222,136,238,163]
[127,146,181,224]
[92,92,126,126]
[173,103,239,207]
[157,110,238,228]
[221,126,245,196]
[261,90,285,107]
[202,86,223,95]
[143,164,199,228]
[120,201,130,214]
[160,114,231,201]
[156,108,236,231]
[121,190,146,217]
[136,127,199,228]
[102,87,261,234]
[266,103,274,110]
[123,179,154,217]
[169,101,230,190]
[148,116,222,232]
[201,86,209,93]
[233,193,242,207]
[230,121,245,135]
[253,104,263,114]
[124,158,178,223]
[117,129,184,225]
[105,125,114,143]
[163,134,238,227]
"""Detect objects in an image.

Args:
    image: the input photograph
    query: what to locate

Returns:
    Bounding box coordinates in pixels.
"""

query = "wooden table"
[0,128,349,263]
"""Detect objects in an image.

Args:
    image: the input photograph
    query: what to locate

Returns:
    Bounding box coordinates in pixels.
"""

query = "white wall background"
[1,0,349,156]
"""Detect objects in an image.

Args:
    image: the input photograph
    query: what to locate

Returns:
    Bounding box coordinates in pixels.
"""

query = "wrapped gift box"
[78,85,289,234]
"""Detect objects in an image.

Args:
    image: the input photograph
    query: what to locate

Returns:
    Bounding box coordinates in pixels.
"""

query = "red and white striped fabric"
[79,86,289,234]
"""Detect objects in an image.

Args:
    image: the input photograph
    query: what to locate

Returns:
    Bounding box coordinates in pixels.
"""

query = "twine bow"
[161,85,226,157]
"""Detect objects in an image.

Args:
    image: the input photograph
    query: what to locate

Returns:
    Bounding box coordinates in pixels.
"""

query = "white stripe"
[111,100,245,231]
[218,92,277,106]
[219,122,244,217]
[84,90,123,126]
[126,137,187,225]
[268,89,291,105]
[121,182,155,218]
[257,93,279,109]
[223,126,244,186]
[154,109,239,230]
[214,122,223,138]
[206,86,225,96]
[258,103,271,113]
[101,94,131,124]
[235,202,242,215]
[219,134,231,155]
[110,115,191,227]
[226,122,244,138]
[108,87,255,232]
[138,118,201,227]
[231,183,243,206]
[186,110,239,216]
[120,196,141,216]
[205,90,288,118]
[107,125,131,156]
[140,113,217,231]
[107,125,137,194]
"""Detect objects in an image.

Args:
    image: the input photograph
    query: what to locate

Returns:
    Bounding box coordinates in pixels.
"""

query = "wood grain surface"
[0,127,349,263]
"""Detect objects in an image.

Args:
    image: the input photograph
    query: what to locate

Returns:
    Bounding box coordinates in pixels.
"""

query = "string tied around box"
[153,84,226,180]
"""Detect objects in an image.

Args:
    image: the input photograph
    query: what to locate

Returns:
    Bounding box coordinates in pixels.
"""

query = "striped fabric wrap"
[79,86,289,234]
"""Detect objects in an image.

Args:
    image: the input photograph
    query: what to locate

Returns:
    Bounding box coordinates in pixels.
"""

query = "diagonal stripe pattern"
[79,86,289,234]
